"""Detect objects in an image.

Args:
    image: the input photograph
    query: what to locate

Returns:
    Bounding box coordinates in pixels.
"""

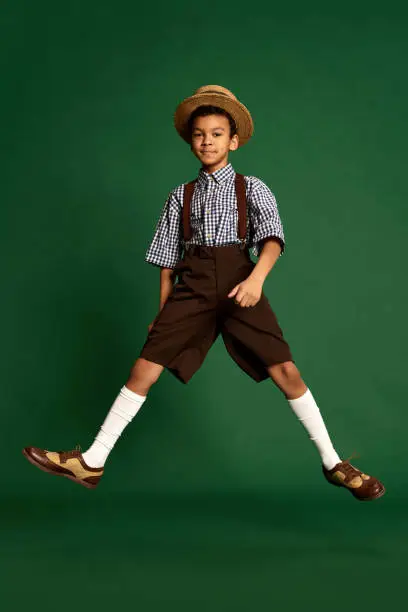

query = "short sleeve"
[145,188,183,269]
[248,179,286,258]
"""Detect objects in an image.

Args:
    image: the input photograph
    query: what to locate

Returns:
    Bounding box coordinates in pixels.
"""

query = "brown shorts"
[139,244,294,384]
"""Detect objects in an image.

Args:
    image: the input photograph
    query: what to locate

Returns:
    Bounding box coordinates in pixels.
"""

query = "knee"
[267,360,300,384]
[128,357,163,387]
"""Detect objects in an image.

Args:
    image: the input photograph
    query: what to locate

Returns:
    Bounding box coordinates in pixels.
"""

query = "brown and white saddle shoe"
[323,457,385,501]
[22,445,104,489]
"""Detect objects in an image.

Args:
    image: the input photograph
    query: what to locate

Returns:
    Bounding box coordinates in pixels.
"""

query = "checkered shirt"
[145,162,286,269]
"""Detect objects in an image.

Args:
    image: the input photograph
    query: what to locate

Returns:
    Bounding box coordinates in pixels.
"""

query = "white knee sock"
[82,386,147,467]
[287,388,341,470]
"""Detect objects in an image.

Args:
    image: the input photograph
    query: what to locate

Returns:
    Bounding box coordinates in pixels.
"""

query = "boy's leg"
[267,361,341,470]
[82,358,163,467]
[267,360,385,501]
[22,358,163,487]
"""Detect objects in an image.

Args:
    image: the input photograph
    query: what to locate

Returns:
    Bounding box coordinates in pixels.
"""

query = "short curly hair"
[187,105,237,140]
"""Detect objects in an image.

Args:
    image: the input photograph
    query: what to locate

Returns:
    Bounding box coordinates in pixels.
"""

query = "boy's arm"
[145,188,183,270]
[144,188,183,325]
[159,268,176,310]
[249,237,282,283]
[249,179,286,262]
[148,268,175,329]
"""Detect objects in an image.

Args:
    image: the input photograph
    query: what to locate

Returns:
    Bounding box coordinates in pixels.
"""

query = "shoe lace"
[59,444,82,464]
[341,451,361,479]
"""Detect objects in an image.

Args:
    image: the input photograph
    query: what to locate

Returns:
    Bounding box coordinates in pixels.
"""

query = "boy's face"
[190,114,239,171]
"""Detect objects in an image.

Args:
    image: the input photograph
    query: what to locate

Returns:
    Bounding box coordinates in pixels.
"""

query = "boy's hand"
[227,276,263,308]
[148,313,160,332]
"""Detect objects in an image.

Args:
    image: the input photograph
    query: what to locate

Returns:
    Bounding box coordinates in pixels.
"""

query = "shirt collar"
[197,162,235,187]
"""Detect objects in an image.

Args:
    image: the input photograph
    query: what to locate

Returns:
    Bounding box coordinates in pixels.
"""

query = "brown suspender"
[182,180,196,242]
[182,173,247,244]
[235,173,247,241]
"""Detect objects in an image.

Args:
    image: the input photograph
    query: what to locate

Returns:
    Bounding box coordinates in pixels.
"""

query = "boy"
[23,85,385,501]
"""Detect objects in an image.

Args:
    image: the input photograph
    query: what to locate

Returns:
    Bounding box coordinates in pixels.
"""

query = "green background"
[2,0,407,609]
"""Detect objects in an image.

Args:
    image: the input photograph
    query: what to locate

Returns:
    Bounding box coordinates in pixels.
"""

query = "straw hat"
[174,85,254,148]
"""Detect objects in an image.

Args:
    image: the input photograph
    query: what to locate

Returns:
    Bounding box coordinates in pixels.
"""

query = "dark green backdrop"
[2,1,407,610]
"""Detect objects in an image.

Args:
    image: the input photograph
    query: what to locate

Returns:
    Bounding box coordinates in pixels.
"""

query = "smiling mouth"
[201,151,215,154]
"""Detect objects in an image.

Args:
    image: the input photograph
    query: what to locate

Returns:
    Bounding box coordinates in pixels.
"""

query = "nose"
[203,134,213,145]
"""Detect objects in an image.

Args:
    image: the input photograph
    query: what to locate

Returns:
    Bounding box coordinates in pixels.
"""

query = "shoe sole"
[328,478,386,501]
[22,448,98,489]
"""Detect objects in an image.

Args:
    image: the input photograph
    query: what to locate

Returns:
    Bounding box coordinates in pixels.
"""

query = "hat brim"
[174,92,254,148]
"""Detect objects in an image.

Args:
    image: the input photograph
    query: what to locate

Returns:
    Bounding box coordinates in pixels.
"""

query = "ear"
[229,134,239,151]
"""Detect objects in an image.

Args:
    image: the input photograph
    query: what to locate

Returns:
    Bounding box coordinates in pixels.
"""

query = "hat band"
[200,90,229,97]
